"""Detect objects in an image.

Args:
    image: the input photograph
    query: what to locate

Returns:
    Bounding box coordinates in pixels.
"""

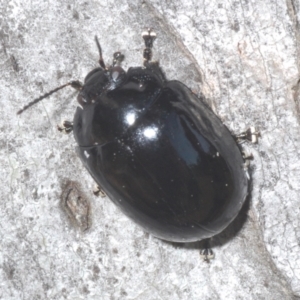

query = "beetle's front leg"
[57,120,73,134]
[142,28,156,66]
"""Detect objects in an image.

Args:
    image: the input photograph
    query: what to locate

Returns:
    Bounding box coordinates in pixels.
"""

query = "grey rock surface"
[1,0,300,299]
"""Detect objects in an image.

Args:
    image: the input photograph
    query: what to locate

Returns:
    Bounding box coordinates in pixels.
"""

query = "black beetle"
[18,29,258,252]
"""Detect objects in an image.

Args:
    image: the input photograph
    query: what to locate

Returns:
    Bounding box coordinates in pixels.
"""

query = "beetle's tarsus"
[242,151,254,161]
[200,239,215,262]
[142,28,156,66]
[235,127,260,144]
[242,151,254,175]
[200,248,215,262]
[235,128,258,171]
[57,120,73,134]
[93,185,106,198]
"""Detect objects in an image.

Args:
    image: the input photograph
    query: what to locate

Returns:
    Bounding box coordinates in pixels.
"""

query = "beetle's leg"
[235,127,258,173]
[112,52,124,66]
[242,151,254,161]
[57,120,73,134]
[141,29,167,81]
[200,239,214,262]
[235,127,260,144]
[93,185,106,198]
[241,151,254,178]
[142,28,156,66]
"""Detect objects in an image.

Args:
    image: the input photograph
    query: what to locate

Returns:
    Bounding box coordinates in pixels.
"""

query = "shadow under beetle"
[18,29,258,258]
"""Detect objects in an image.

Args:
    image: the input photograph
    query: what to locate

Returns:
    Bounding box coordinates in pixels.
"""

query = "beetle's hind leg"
[57,120,73,134]
[93,185,106,198]
[235,127,260,144]
[200,239,215,262]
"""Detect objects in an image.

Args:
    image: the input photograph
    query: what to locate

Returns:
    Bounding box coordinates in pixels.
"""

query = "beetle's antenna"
[95,36,106,69]
[17,80,82,115]
[142,28,156,66]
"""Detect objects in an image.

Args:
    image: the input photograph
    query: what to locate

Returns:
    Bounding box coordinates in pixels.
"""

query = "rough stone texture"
[1,0,300,299]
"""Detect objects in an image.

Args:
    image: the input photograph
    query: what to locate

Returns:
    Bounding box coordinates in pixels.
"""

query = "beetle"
[18,29,258,257]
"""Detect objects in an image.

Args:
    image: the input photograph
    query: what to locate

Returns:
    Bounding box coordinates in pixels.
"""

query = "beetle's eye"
[110,66,126,84]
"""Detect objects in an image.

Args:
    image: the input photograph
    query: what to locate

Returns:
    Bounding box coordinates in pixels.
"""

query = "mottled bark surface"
[1,0,300,299]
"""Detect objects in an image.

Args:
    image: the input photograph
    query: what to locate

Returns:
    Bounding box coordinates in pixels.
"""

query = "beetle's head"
[16,36,127,115]
[77,64,127,107]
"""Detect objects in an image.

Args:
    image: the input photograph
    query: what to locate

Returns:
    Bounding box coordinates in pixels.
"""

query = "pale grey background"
[1,0,300,299]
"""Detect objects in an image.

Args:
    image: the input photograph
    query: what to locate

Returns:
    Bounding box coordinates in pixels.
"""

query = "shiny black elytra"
[18,30,251,244]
